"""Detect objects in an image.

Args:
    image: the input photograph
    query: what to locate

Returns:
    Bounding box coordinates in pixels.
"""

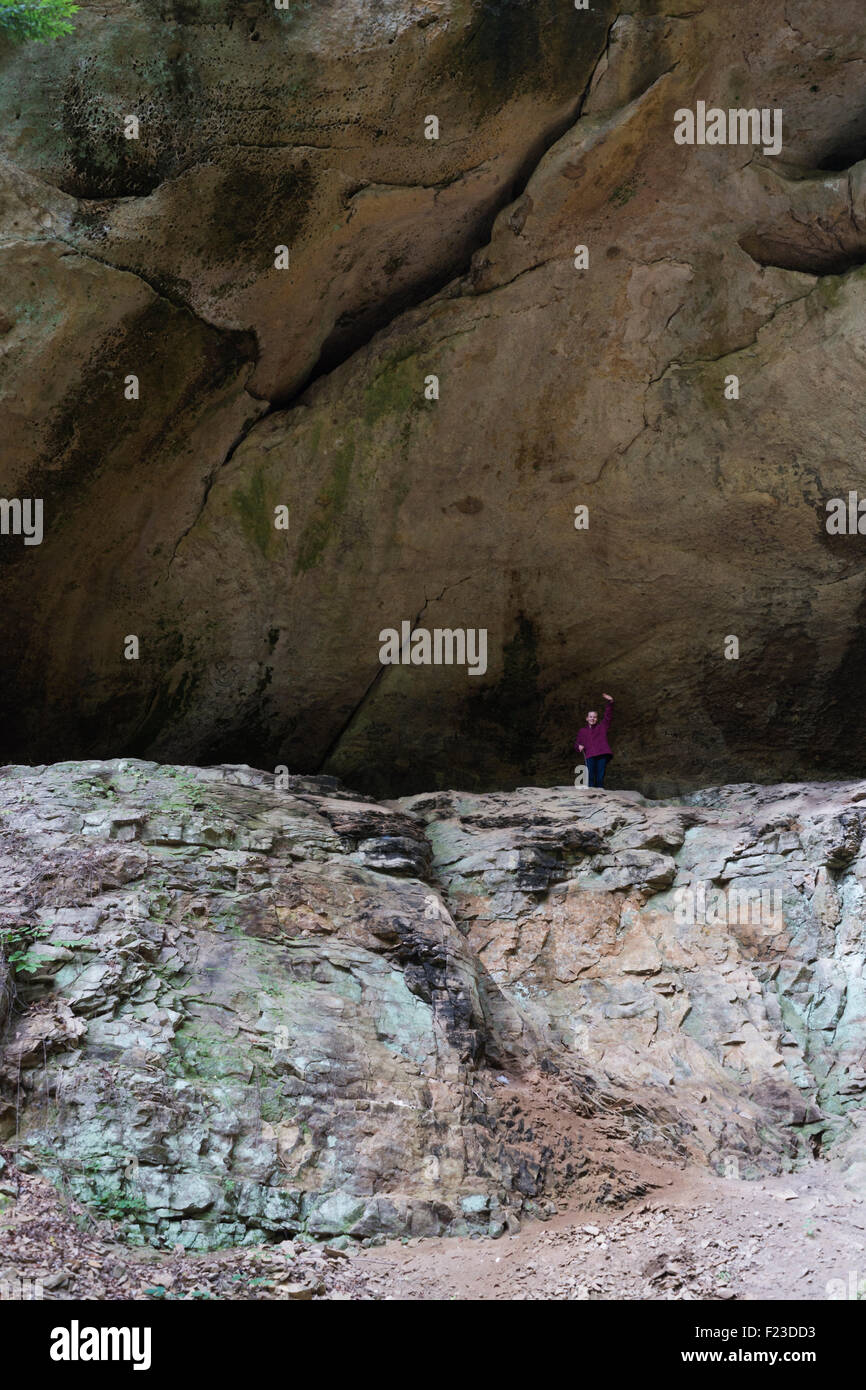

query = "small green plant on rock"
[87,1181,149,1225]
[0,1,78,44]
[1,922,49,975]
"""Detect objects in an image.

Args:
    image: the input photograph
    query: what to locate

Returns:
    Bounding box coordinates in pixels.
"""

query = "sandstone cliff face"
[2,764,865,1247]
[2,2,866,793]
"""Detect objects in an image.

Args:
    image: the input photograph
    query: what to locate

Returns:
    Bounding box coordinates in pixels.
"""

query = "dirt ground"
[351,1163,866,1301]
[2,1142,864,1302]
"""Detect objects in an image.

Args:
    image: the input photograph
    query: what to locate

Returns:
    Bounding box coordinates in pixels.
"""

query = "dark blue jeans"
[585,754,611,787]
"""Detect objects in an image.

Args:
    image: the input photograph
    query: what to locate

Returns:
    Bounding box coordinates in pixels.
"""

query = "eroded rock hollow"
[2,1,866,795]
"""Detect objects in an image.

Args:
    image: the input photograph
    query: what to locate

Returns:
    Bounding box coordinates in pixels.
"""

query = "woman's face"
[587,711,598,726]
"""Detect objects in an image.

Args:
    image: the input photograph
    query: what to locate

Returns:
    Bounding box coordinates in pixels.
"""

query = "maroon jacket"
[575,700,613,758]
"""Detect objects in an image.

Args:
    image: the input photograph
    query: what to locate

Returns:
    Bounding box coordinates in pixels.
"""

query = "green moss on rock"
[362,353,418,428]
[293,438,354,574]
[231,468,273,558]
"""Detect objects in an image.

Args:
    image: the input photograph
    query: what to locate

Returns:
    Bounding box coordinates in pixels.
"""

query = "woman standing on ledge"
[575,694,614,787]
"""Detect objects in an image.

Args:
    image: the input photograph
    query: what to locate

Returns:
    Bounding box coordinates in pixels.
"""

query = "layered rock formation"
[2,762,865,1247]
[2,2,866,793]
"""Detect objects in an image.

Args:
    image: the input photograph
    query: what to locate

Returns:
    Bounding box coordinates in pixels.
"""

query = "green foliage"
[1,922,50,975]
[87,1182,150,1224]
[0,919,79,975]
[0,0,79,43]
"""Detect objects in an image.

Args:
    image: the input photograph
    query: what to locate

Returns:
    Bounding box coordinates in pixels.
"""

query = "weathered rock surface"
[2,763,866,1247]
[3,2,866,791]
